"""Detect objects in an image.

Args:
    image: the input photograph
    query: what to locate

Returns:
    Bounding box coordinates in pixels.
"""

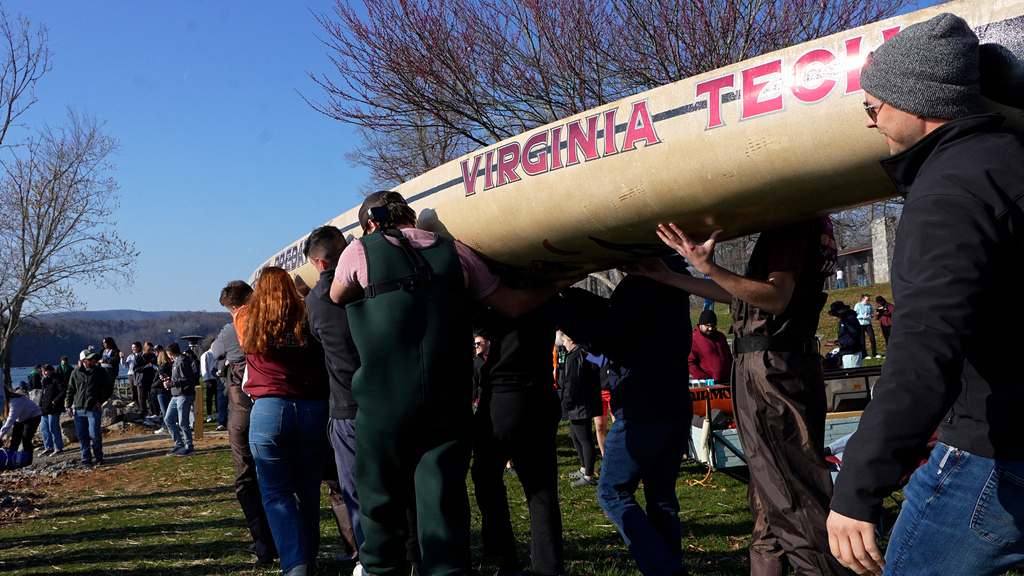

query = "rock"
[121,403,144,423]
[100,402,121,427]
[60,417,78,443]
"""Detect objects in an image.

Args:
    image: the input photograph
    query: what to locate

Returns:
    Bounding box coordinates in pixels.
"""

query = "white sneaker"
[352,562,368,576]
[154,428,167,435]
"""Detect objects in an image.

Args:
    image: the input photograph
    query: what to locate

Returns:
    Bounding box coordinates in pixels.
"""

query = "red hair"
[242,267,307,355]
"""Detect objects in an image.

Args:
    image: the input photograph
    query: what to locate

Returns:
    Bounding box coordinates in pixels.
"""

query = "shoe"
[216,425,227,431]
[352,562,368,576]
[95,458,106,466]
[283,564,307,576]
[571,476,597,487]
[52,448,63,455]
[254,557,276,568]
[166,446,186,457]
[568,468,585,479]
[39,449,53,457]
[81,460,93,466]
[206,415,213,423]
[154,428,167,435]
[177,448,197,457]
[333,551,354,563]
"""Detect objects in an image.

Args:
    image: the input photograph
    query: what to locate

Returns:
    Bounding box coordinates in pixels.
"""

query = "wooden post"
[194,385,204,440]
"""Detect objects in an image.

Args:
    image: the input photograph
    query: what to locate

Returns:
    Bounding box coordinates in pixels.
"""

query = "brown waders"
[732,301,850,576]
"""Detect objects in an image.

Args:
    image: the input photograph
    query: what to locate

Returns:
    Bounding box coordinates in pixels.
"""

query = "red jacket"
[688,328,732,383]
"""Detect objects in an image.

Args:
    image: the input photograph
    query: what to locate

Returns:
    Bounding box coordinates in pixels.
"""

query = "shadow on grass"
[95,443,232,465]
[3,565,259,576]
[38,485,235,518]
[1,518,251,569]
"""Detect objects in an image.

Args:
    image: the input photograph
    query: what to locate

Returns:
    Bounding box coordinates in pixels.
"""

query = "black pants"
[569,419,597,476]
[9,415,41,464]
[472,386,564,576]
[205,380,216,414]
[862,323,877,357]
[880,324,891,345]
[732,350,848,575]
[227,364,277,563]
[140,382,151,414]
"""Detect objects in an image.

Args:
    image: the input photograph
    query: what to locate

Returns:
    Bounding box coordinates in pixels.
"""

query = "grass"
[4,419,977,576]
[0,422,758,576]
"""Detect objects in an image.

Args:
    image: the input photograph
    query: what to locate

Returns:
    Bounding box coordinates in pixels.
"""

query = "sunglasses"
[864,100,884,121]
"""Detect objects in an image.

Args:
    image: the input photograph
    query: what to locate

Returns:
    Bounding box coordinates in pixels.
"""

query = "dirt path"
[0,421,231,523]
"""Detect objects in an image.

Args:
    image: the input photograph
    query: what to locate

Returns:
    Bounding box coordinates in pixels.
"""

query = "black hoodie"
[832,114,1024,523]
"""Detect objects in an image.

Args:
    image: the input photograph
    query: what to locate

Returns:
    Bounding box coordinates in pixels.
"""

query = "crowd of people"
[2,334,232,466]
[3,12,1022,576]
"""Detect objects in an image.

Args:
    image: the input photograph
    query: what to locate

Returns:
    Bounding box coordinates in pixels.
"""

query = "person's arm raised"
[655,223,795,315]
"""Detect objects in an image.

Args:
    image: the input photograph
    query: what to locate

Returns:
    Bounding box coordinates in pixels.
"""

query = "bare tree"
[309,0,910,188]
[0,110,136,385]
[611,0,909,87]
[832,199,903,251]
[0,7,51,149]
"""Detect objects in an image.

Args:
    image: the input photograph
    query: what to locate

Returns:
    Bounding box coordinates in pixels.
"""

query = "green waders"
[347,229,475,576]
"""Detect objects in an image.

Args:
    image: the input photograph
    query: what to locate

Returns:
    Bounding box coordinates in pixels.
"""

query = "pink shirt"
[335,228,500,301]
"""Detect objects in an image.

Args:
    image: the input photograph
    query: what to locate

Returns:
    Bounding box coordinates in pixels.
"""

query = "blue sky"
[4,1,367,312]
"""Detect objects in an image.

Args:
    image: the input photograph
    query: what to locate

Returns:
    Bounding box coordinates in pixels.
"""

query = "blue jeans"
[157,391,172,421]
[74,409,103,462]
[597,418,689,576]
[40,414,63,451]
[329,417,364,549]
[885,443,1024,576]
[216,382,228,426]
[165,395,195,451]
[250,397,329,572]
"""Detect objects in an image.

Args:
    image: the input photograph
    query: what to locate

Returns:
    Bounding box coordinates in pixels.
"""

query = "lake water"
[9,366,33,386]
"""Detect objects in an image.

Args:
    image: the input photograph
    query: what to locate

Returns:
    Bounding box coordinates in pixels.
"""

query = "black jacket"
[559,346,602,420]
[548,264,692,422]
[474,307,556,395]
[835,311,864,356]
[169,355,198,397]
[305,267,360,420]
[833,114,1024,523]
[39,374,67,415]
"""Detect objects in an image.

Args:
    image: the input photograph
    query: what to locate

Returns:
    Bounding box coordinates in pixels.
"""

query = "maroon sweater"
[242,332,330,401]
[688,328,732,383]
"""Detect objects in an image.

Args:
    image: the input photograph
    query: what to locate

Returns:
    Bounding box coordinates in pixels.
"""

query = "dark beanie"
[860,13,981,119]
[698,309,717,326]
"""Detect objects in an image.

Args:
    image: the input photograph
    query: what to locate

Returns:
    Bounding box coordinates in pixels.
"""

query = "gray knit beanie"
[860,13,981,119]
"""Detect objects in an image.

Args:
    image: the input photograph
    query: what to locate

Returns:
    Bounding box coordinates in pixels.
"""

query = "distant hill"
[11,310,232,367]
[39,310,198,322]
